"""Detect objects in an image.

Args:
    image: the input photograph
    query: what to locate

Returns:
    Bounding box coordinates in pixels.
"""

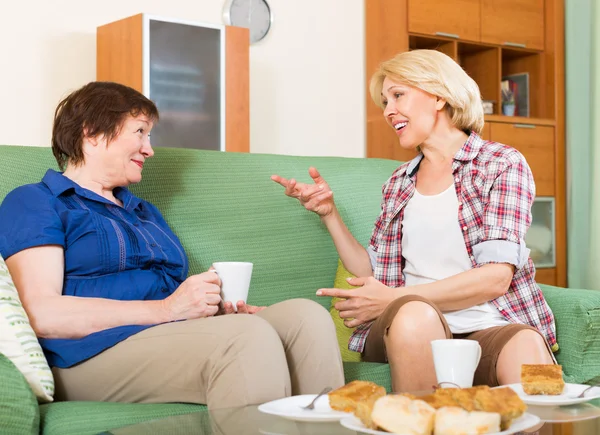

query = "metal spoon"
[301,387,333,410]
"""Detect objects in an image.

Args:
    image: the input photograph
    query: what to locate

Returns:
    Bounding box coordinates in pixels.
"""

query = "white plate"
[258,394,351,422]
[506,383,600,406]
[340,413,540,435]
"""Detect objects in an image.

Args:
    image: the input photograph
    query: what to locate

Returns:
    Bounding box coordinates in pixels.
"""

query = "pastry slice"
[473,386,527,430]
[521,364,565,395]
[371,395,435,435]
[448,386,490,411]
[328,380,386,428]
[434,406,501,435]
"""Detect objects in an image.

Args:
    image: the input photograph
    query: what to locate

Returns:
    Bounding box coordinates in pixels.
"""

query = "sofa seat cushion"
[540,284,600,384]
[0,352,39,435]
[40,401,204,435]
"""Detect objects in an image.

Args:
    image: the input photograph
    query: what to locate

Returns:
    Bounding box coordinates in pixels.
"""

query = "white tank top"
[402,184,509,334]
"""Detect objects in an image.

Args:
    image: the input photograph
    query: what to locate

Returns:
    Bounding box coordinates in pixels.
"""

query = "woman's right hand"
[162,271,222,322]
[271,167,335,217]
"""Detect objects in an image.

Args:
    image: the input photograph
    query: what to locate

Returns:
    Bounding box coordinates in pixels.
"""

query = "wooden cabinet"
[367,0,565,286]
[481,123,491,141]
[489,122,555,196]
[535,268,556,286]
[481,0,545,50]
[97,14,249,153]
[408,0,481,42]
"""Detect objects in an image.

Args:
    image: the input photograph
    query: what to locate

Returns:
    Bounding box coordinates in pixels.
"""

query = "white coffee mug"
[431,339,482,388]
[212,262,253,312]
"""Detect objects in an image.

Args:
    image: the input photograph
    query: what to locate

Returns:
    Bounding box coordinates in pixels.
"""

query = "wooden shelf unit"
[97,14,250,153]
[366,0,566,287]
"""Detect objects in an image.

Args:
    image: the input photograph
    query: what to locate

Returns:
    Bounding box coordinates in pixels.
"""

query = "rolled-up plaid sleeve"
[472,152,534,270]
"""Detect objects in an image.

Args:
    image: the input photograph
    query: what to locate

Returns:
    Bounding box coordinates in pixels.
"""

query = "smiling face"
[381,77,446,150]
[92,115,155,187]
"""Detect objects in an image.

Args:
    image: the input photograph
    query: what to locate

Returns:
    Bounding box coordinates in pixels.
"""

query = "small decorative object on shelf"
[503,73,530,117]
[501,80,516,116]
[482,100,495,115]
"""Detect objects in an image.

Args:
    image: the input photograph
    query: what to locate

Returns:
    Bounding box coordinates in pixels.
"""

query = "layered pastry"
[434,407,501,435]
[521,364,565,395]
[371,395,435,435]
[328,380,386,428]
[420,385,526,430]
[473,386,527,430]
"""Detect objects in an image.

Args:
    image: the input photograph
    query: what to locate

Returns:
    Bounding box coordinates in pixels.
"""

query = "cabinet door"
[535,268,556,286]
[481,122,491,141]
[489,123,554,196]
[408,0,480,42]
[481,0,544,50]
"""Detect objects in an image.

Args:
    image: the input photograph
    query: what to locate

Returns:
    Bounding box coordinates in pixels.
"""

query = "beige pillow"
[0,255,54,402]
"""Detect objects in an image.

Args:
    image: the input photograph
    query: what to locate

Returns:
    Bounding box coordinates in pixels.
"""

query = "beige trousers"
[52,298,344,409]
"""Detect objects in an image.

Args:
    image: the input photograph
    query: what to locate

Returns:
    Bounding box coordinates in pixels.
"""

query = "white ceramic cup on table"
[431,339,482,388]
[212,262,253,312]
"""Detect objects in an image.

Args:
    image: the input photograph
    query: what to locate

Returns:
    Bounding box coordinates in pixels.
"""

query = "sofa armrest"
[0,352,40,434]
[540,284,600,384]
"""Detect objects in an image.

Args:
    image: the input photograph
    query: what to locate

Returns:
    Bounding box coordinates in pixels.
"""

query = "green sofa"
[1,145,600,435]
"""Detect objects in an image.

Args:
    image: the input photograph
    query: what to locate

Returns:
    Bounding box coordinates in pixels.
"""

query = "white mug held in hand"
[431,339,482,388]
[212,262,253,312]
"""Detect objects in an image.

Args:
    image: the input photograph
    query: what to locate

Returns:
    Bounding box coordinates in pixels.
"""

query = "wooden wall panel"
[97,14,144,92]
[225,26,250,153]
[366,0,411,162]
[548,0,567,287]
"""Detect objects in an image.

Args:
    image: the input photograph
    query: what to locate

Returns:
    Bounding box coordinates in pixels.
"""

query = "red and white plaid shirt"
[349,132,557,353]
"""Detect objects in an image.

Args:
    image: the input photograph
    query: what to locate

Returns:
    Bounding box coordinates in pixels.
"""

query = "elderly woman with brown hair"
[0,81,344,408]
[273,49,556,392]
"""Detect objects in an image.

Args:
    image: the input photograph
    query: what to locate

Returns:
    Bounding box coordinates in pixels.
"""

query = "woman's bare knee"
[387,301,446,346]
[501,329,553,363]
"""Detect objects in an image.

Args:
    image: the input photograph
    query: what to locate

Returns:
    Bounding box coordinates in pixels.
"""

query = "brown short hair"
[52,81,159,170]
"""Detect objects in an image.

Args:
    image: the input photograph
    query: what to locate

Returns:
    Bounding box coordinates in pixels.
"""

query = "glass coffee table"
[103,399,600,435]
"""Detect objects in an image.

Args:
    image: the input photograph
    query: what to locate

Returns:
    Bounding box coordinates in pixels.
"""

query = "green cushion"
[39,401,203,435]
[540,284,600,384]
[0,353,39,435]
[343,361,392,393]
[329,259,362,362]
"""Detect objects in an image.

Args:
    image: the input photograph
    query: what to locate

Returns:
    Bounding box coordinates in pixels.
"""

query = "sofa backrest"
[0,145,402,308]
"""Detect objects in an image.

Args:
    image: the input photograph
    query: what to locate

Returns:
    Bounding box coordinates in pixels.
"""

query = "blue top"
[0,169,188,368]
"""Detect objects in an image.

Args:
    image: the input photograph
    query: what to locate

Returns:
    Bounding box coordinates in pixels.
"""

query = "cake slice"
[448,386,490,411]
[328,380,386,428]
[420,386,490,411]
[521,364,565,395]
[371,395,435,435]
[473,386,527,430]
[434,406,501,435]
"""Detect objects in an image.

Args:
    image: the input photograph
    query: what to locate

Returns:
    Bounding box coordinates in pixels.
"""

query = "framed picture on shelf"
[501,73,529,117]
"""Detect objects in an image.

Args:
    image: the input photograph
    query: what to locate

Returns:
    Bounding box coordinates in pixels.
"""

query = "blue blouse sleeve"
[0,185,65,259]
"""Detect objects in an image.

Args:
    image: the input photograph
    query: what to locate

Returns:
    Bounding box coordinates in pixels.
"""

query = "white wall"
[0,0,365,157]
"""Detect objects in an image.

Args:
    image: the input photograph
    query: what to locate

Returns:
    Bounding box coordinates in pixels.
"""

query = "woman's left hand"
[221,301,266,315]
[317,277,395,327]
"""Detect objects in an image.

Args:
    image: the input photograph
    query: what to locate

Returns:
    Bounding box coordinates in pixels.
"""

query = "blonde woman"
[272,49,556,392]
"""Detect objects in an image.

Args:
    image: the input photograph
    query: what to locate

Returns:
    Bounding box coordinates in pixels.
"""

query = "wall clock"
[223,0,272,44]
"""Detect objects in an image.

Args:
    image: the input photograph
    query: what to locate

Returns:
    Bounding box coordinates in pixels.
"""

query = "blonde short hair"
[369,49,484,135]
